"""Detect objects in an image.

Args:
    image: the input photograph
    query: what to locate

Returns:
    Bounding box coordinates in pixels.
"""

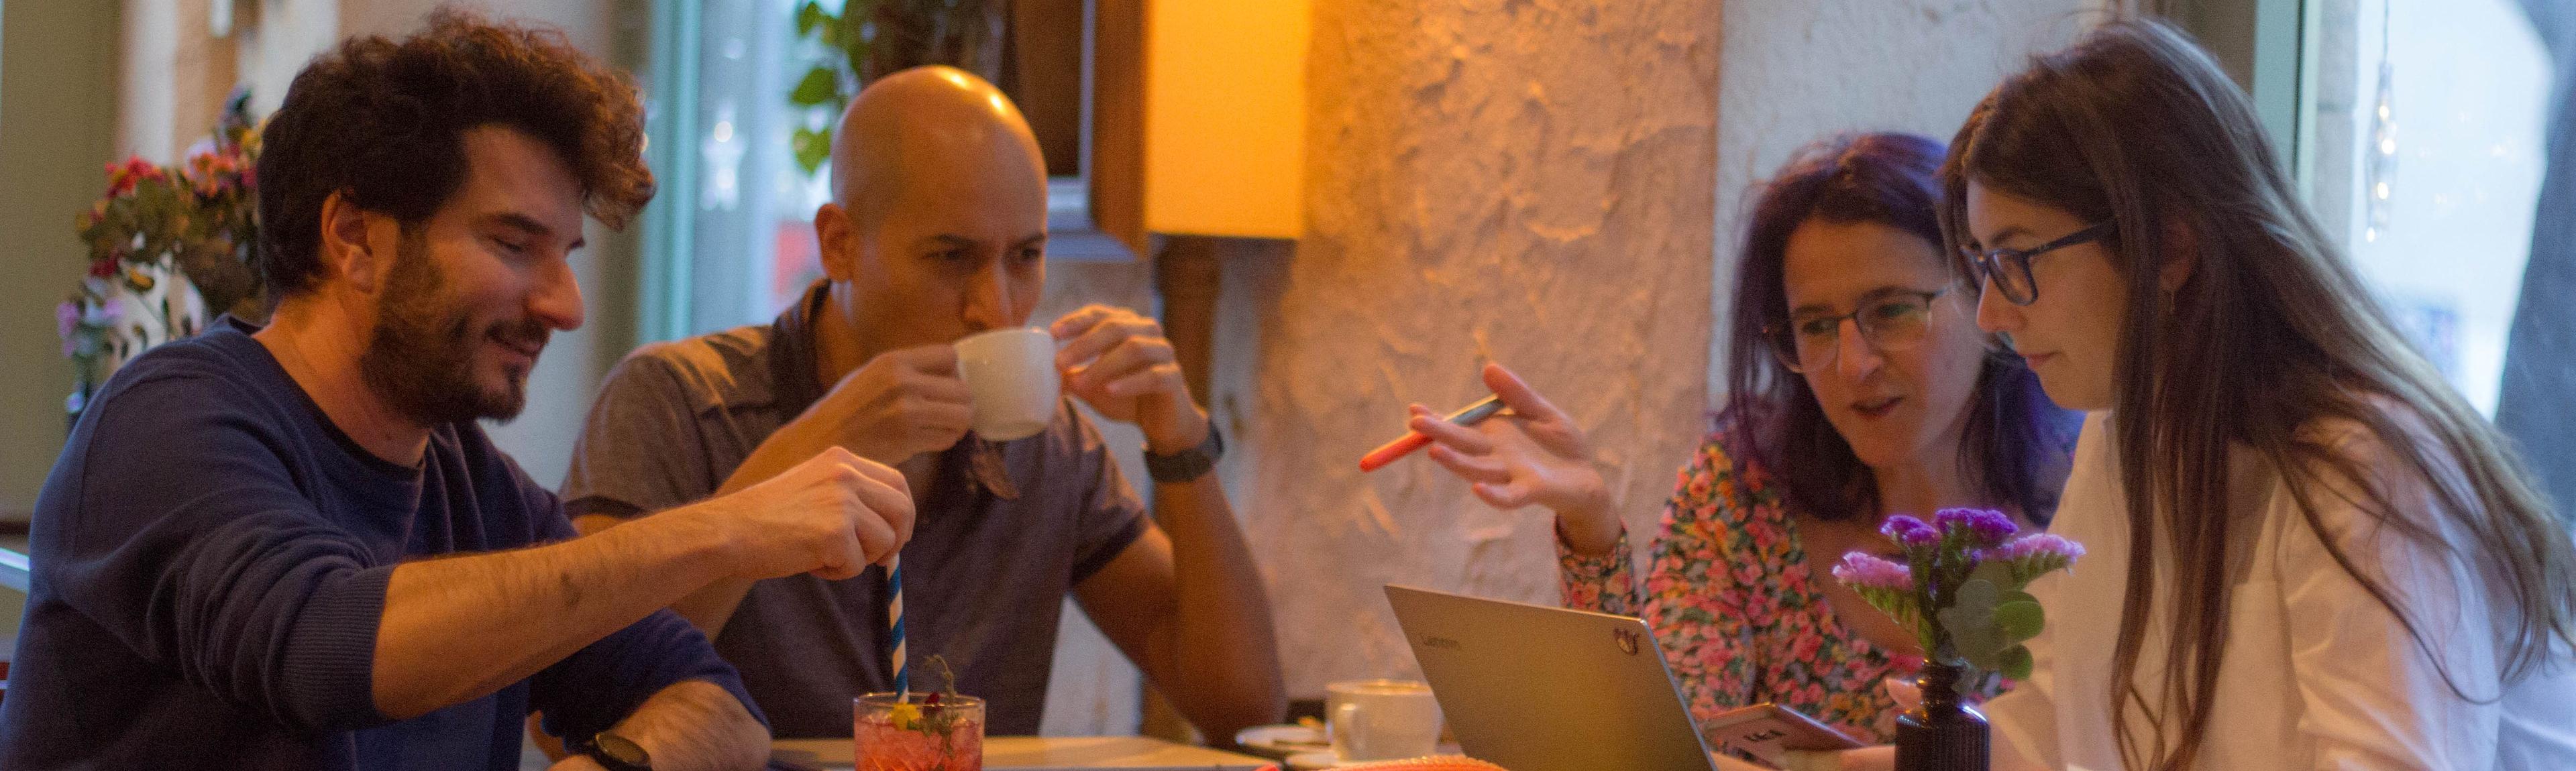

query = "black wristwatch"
[1144,424,1224,483]
[576,731,652,771]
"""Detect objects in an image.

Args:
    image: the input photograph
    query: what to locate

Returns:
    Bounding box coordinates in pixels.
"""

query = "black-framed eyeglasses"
[1960,221,2115,306]
[1766,286,1958,373]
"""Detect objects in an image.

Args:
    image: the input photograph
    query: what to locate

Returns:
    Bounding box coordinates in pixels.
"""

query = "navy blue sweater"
[0,319,761,770]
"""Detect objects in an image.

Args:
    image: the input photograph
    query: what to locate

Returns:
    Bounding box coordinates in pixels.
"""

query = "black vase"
[1894,662,1988,771]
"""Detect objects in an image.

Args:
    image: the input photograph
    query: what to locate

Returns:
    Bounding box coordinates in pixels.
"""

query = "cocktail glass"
[855,693,984,771]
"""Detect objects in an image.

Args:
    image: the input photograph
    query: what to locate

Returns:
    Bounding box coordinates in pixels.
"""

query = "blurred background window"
[641,0,1120,340]
[2297,0,2551,417]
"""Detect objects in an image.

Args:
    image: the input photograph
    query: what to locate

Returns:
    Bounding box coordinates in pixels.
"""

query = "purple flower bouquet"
[1829,508,2083,680]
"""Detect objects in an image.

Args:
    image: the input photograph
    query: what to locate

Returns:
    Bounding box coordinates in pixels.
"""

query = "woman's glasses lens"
[1780,294,1939,371]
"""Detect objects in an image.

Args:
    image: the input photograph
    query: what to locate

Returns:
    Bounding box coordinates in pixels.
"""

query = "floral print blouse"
[1559,428,2002,743]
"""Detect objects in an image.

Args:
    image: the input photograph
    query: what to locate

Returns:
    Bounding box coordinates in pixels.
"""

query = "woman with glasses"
[1407,133,2078,744]
[1800,19,2576,771]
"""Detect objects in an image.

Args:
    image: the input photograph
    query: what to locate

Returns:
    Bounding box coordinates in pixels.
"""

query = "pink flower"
[1791,632,1823,662]
[1978,532,2084,562]
[1744,516,1782,548]
[1974,532,2086,583]
[104,156,165,198]
[1831,552,1913,591]
[184,150,248,200]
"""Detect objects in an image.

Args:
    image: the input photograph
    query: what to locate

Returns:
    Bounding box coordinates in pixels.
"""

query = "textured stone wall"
[1231,0,2106,700]
[1238,0,1724,697]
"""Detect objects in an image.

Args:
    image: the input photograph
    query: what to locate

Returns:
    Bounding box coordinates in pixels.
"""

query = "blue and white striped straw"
[889,554,909,702]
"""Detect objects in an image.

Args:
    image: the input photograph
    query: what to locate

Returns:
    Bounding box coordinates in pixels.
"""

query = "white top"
[1984,412,2576,770]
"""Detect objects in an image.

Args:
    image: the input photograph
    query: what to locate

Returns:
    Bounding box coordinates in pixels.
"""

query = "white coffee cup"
[953,327,1061,441]
[1326,678,1442,762]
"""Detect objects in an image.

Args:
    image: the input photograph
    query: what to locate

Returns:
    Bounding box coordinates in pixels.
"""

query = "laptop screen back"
[1385,585,1717,771]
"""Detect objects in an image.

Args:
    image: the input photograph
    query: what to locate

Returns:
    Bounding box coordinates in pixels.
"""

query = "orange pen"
[1358,394,1506,471]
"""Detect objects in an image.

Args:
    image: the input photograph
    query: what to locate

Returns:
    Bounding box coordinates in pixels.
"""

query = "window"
[2297,0,2553,415]
[643,0,833,340]
[2285,0,2576,513]
[638,0,1124,341]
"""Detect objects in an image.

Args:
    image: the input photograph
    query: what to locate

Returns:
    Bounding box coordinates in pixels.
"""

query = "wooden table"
[525,736,1276,770]
[769,735,1274,770]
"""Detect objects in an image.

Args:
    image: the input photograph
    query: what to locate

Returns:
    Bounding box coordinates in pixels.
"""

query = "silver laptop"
[1386,585,1718,771]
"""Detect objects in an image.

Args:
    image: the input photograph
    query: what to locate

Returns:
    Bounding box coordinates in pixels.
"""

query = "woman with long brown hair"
[1907,17,2576,770]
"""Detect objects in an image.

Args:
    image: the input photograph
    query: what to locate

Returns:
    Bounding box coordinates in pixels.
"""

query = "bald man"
[561,67,1284,739]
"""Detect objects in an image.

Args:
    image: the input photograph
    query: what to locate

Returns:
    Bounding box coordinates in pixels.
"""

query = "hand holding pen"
[1375,363,1622,556]
[1359,395,1507,471]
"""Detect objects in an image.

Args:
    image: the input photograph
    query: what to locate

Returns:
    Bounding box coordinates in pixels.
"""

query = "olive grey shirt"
[561,286,1148,737]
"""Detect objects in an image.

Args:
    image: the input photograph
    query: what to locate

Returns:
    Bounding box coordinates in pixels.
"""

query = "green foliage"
[790,66,843,107]
[788,1,871,175]
[786,0,1000,175]
[1994,597,2043,640]
[1830,510,2085,685]
[916,654,965,735]
[1997,644,2035,682]
[1936,579,2003,675]
[1936,575,2047,682]
[792,126,837,177]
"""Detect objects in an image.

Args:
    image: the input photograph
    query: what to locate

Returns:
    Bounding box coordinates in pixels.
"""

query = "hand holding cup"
[800,345,975,465]
[1049,305,1208,453]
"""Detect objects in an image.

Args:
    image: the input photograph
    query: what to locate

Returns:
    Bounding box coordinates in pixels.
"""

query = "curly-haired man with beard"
[0,11,915,771]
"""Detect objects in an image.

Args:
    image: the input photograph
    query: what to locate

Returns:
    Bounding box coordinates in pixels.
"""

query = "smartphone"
[1699,702,1866,769]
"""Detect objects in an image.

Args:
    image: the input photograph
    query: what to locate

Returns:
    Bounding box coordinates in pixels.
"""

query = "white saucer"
[1234,723,1330,758]
[1285,750,1348,770]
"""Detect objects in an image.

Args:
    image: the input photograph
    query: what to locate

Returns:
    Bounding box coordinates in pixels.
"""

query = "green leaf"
[1999,645,2034,680]
[1994,599,2044,642]
[790,67,841,107]
[2001,589,2039,608]
[792,127,834,175]
[1969,560,2016,592]
[818,12,846,50]
[794,1,826,36]
[1937,578,2004,669]
[831,1,873,54]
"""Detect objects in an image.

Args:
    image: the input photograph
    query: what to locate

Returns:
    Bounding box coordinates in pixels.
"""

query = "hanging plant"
[788,0,1005,174]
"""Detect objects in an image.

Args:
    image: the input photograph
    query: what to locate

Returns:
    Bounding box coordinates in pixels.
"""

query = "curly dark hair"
[255,7,653,298]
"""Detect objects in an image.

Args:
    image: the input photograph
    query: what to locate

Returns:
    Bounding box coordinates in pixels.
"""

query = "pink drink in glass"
[854,693,984,771]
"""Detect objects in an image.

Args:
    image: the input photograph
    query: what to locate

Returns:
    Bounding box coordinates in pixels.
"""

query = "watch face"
[594,732,651,769]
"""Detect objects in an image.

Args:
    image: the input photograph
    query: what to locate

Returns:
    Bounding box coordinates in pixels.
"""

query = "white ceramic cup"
[953,327,1061,441]
[1325,678,1442,762]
